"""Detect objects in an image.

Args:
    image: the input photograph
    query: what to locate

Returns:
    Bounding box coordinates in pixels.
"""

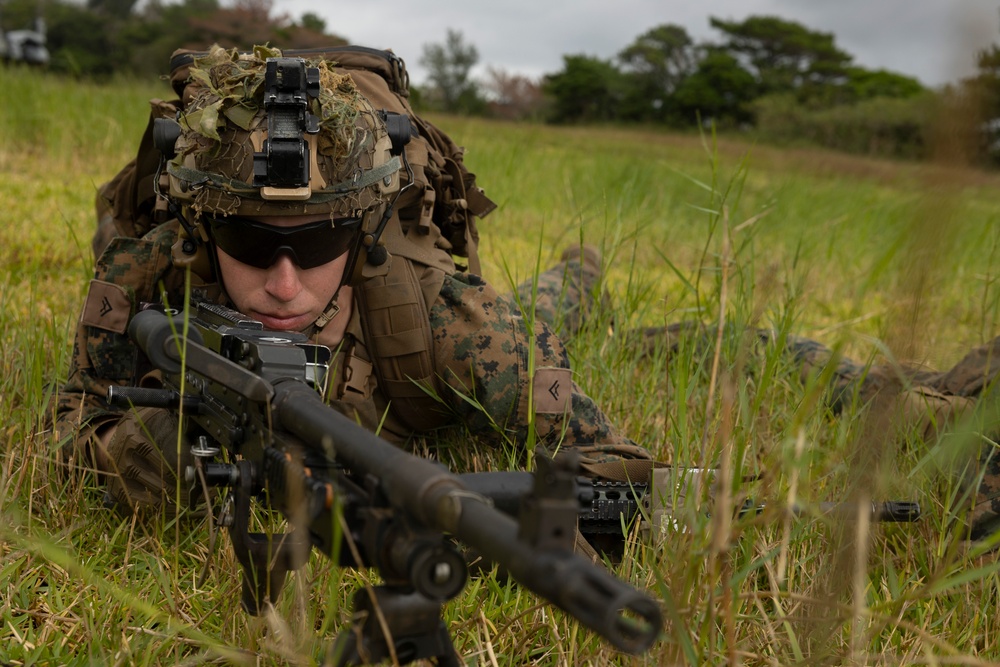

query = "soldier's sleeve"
[429,272,652,466]
[49,225,185,465]
[513,244,611,343]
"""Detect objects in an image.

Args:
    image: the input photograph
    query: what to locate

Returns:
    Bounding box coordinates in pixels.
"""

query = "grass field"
[2,63,1000,666]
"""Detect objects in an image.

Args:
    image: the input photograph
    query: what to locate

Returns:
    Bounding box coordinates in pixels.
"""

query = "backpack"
[93,45,498,432]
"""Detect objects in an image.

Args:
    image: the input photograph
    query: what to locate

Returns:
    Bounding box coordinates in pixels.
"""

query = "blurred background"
[5,0,1000,167]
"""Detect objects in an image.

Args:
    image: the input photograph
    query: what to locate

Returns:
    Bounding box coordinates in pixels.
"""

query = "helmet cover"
[167,44,400,219]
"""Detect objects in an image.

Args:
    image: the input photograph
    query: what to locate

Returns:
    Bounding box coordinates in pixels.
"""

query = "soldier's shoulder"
[432,271,510,318]
[441,270,488,291]
[97,223,177,271]
[94,220,182,285]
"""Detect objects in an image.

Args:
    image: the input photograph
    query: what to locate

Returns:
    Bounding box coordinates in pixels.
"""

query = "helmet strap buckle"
[314,291,342,330]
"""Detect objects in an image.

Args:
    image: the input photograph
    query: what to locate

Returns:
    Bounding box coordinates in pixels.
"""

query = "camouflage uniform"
[515,244,612,344]
[780,331,1000,538]
[52,223,651,484]
[629,321,996,420]
[632,322,1000,537]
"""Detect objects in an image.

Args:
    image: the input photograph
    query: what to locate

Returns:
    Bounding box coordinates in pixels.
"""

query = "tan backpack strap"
[579,458,759,485]
[356,255,448,431]
[579,458,669,483]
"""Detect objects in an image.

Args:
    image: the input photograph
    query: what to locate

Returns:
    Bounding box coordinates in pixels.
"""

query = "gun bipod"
[328,586,460,667]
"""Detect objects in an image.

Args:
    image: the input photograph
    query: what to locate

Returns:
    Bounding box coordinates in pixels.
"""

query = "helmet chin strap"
[314,225,364,331]
[313,287,343,330]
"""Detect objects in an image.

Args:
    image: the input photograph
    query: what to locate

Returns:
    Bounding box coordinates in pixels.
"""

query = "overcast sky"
[271,0,1000,88]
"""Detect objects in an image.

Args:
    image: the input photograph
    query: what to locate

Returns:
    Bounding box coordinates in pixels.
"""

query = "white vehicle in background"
[1,10,49,66]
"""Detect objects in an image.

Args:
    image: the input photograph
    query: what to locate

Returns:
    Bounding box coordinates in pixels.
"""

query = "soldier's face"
[214,214,349,332]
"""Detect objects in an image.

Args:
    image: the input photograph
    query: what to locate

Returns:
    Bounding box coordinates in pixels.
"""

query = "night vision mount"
[253,57,321,199]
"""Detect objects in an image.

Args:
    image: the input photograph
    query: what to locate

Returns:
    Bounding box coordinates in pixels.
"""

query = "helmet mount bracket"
[253,58,322,198]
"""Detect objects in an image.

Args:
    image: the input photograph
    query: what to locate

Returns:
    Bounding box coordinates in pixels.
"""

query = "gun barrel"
[815,501,921,522]
[271,380,662,654]
[458,494,661,653]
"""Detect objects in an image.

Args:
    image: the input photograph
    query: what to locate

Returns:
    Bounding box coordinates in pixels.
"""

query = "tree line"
[437,17,1000,166]
[3,0,1000,166]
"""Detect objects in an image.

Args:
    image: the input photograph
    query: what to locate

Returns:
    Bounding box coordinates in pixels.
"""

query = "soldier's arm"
[48,223,190,467]
[429,272,652,465]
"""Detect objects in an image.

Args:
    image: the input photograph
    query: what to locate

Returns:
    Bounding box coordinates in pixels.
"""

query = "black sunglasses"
[206,215,361,270]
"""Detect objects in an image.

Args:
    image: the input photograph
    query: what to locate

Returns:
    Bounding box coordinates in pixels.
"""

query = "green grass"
[3,64,1000,665]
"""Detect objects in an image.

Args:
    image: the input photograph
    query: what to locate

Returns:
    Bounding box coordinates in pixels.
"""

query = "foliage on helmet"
[167,44,401,218]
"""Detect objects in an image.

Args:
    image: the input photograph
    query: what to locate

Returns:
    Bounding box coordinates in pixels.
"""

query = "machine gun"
[464,471,921,546]
[106,303,662,666]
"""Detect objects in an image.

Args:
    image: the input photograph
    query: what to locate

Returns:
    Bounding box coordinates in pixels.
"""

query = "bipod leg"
[228,460,312,614]
[328,585,459,666]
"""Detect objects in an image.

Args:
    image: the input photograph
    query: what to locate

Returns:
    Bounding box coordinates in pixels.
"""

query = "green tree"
[119,0,344,78]
[710,15,852,104]
[972,44,1000,119]
[844,67,924,101]
[673,48,757,126]
[87,0,140,20]
[419,29,485,114]
[1,0,47,31]
[617,23,697,122]
[81,0,142,67]
[45,0,119,76]
[21,0,346,78]
[118,0,221,78]
[543,54,623,124]
[963,42,1000,164]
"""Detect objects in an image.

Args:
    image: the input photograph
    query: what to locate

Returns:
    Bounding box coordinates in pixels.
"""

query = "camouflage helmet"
[165,45,402,219]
